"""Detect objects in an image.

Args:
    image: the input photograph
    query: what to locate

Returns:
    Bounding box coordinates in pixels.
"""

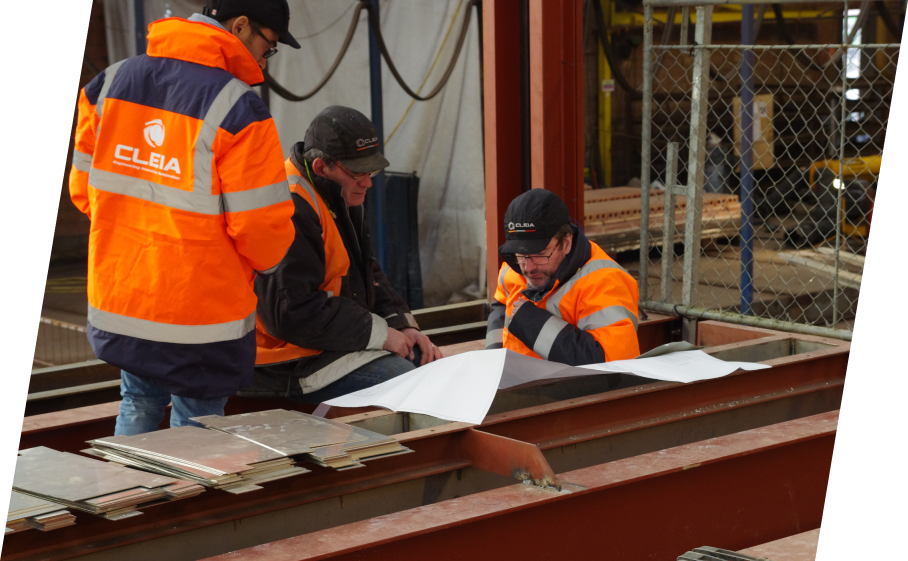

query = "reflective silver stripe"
[504,313,511,329]
[222,180,290,213]
[194,78,253,195]
[405,313,418,328]
[89,168,223,215]
[72,149,93,172]
[545,260,630,318]
[498,265,512,297]
[291,176,321,217]
[486,328,503,348]
[95,59,127,117]
[532,315,569,360]
[326,291,334,298]
[578,305,639,332]
[367,314,389,350]
[88,305,255,344]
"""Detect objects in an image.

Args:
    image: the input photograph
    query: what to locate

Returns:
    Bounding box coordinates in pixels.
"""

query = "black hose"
[264,1,368,102]
[875,0,902,38]
[590,0,642,97]
[363,0,480,101]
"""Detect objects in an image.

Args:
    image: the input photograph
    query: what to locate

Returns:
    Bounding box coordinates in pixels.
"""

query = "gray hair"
[303,148,336,168]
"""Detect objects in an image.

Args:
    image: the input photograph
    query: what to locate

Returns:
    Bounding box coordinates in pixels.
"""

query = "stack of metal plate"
[88,426,310,494]
[6,490,75,534]
[13,447,198,520]
[192,410,412,471]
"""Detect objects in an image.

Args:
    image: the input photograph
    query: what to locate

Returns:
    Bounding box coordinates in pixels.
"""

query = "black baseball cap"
[500,189,571,255]
[303,106,390,173]
[204,0,301,49]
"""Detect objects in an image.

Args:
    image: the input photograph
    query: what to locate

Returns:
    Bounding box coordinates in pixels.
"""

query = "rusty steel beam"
[482,0,524,292]
[529,0,584,219]
[4,328,848,560]
[203,411,838,561]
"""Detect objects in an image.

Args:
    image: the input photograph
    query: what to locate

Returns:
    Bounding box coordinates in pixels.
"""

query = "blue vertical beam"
[134,0,146,55]
[740,5,755,315]
[368,0,387,270]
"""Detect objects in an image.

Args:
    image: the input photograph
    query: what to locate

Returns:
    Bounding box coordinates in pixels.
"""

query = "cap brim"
[279,30,301,49]
[499,237,551,256]
[340,151,390,174]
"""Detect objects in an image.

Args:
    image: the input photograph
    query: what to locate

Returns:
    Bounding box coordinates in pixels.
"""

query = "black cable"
[363,0,480,101]
[590,0,641,97]
[875,0,902,38]
[264,1,368,102]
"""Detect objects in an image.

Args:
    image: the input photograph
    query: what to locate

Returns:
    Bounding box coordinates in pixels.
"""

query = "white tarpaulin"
[102,0,486,306]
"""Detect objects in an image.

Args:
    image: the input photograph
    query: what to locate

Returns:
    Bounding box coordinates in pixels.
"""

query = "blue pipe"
[740,5,755,316]
[368,0,387,270]
[134,0,146,55]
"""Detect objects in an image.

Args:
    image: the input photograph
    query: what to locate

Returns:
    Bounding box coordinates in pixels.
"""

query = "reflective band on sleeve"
[72,149,93,172]
[222,180,290,213]
[532,315,570,360]
[367,314,389,350]
[578,305,639,332]
[89,168,223,215]
[545,260,630,317]
[326,291,334,298]
[504,314,511,329]
[498,265,512,297]
[486,328,503,348]
[88,305,255,344]
[405,313,418,328]
[95,59,127,118]
[193,78,254,196]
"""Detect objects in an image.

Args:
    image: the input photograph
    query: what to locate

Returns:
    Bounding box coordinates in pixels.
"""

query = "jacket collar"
[511,223,592,302]
[145,17,264,86]
[291,143,347,219]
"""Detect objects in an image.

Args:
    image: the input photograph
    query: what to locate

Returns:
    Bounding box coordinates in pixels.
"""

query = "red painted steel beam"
[203,411,838,561]
[455,428,558,488]
[529,0,584,219]
[482,0,524,293]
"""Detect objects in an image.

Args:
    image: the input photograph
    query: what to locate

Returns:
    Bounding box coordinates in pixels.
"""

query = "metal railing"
[639,0,896,341]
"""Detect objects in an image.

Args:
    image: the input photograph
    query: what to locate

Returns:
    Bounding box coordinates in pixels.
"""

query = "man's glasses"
[335,161,382,181]
[249,22,278,59]
[515,250,556,265]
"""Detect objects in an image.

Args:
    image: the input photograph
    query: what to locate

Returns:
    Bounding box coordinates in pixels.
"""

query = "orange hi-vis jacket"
[486,228,640,365]
[254,159,352,366]
[69,16,295,399]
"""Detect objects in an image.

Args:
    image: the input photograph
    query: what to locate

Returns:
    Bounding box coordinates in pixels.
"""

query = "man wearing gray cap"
[242,106,443,404]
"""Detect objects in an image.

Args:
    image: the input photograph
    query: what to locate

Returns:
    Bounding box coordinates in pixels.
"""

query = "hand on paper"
[402,328,444,365]
[384,327,415,360]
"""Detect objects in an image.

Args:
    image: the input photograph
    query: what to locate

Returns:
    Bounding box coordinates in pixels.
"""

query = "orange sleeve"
[69,89,99,219]
[212,118,295,273]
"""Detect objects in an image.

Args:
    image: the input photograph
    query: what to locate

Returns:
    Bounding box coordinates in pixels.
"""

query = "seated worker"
[486,189,640,365]
[241,106,443,404]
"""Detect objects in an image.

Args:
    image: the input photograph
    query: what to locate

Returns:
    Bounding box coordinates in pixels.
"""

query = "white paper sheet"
[578,350,770,383]
[322,349,507,425]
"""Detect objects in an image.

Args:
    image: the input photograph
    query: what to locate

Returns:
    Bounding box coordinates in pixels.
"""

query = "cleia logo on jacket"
[112,119,182,178]
[143,119,165,147]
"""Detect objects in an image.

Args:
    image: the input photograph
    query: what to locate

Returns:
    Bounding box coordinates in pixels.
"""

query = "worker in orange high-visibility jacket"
[486,189,640,364]
[69,0,299,436]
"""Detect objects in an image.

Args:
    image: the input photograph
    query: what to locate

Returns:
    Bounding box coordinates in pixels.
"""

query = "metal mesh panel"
[640,2,896,338]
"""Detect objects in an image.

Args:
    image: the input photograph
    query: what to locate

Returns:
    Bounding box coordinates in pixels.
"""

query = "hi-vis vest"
[490,242,640,362]
[69,17,295,397]
[255,160,350,365]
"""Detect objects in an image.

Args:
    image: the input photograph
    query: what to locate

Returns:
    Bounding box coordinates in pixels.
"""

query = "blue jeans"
[287,354,416,404]
[114,370,229,436]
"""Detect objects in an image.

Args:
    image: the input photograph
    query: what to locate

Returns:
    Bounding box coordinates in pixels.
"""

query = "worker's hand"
[511,296,529,312]
[402,328,444,366]
[384,327,415,360]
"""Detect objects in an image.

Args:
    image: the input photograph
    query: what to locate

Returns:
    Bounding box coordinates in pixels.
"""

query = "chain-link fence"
[639,0,897,340]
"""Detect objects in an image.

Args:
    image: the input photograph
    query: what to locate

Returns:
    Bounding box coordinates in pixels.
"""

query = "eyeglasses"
[515,250,557,265]
[248,22,278,59]
[335,161,382,181]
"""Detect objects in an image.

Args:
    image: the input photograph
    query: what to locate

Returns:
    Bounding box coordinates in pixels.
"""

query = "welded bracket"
[454,428,560,490]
